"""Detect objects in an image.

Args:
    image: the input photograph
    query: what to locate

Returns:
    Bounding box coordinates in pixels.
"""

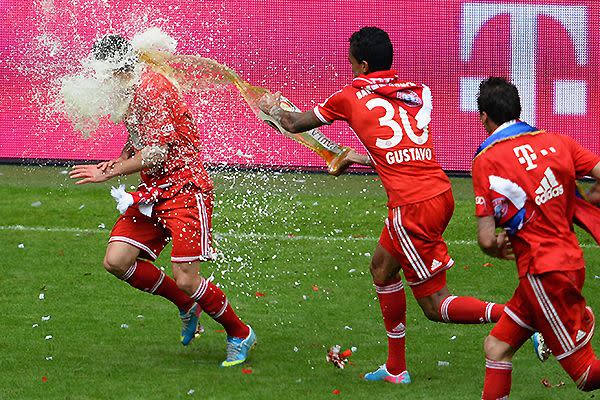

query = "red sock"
[581,361,600,391]
[122,260,195,312]
[191,278,249,338]
[560,344,600,391]
[439,296,504,323]
[482,358,512,399]
[374,277,407,375]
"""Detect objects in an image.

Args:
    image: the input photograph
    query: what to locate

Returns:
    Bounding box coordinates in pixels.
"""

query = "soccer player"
[259,27,505,383]
[473,77,600,398]
[69,34,256,367]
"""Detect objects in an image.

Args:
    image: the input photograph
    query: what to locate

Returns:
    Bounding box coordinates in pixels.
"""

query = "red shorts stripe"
[379,189,454,292]
[491,270,595,360]
[109,190,214,262]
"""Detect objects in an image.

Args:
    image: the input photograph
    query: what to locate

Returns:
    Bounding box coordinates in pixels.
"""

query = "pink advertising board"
[1,0,598,172]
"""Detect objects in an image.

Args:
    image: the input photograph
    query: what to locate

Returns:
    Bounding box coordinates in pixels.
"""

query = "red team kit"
[110,68,215,263]
[315,71,457,297]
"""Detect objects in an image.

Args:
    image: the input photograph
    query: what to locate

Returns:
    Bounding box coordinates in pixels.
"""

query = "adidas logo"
[534,167,563,205]
[576,330,587,342]
[431,259,443,271]
[392,322,405,332]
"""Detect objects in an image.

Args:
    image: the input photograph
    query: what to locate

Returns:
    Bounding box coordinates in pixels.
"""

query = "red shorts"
[109,190,214,263]
[491,269,595,361]
[379,189,454,298]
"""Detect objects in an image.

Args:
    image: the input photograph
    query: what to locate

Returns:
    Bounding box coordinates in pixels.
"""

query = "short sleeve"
[561,135,600,178]
[134,82,177,147]
[313,88,350,124]
[472,157,494,217]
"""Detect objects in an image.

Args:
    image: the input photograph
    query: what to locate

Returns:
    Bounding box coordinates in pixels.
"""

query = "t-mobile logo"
[513,144,538,171]
[460,3,588,125]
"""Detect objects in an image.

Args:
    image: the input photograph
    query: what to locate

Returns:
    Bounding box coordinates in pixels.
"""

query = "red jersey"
[125,68,213,198]
[314,70,451,207]
[472,121,599,277]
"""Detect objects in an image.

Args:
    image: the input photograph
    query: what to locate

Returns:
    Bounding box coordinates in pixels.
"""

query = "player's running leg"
[542,305,600,391]
[104,241,201,345]
[364,244,410,384]
[173,261,255,367]
[482,335,521,399]
[415,283,504,324]
[560,343,600,391]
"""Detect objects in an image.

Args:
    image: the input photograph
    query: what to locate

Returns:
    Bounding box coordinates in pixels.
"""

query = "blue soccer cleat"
[364,364,411,384]
[221,326,257,367]
[531,332,551,362]
[180,303,202,346]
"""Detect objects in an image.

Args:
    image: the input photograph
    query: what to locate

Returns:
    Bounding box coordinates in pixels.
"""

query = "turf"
[1,164,599,399]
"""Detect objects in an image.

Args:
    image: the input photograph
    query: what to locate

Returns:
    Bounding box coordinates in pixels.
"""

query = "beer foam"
[131,27,177,53]
[58,62,139,137]
[56,27,176,137]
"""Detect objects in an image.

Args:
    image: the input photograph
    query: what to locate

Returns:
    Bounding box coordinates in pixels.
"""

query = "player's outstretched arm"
[477,216,515,260]
[70,152,145,185]
[259,91,323,133]
[328,149,372,177]
[96,140,134,173]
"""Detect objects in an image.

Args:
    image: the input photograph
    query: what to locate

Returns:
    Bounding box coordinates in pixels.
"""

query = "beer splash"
[138,47,348,170]
[57,27,348,169]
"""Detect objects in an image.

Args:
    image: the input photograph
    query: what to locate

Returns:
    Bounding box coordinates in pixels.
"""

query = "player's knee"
[103,253,132,277]
[415,297,443,321]
[422,304,442,322]
[174,274,196,295]
[484,335,512,362]
[369,259,393,282]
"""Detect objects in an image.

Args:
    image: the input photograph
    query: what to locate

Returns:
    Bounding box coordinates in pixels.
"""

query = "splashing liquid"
[137,48,347,168]
[58,25,347,168]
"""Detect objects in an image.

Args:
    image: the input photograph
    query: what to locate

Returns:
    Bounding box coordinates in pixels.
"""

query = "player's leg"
[103,241,197,314]
[414,281,504,324]
[107,209,201,345]
[559,340,600,391]
[364,234,410,384]
[392,190,504,323]
[527,271,600,391]
[481,303,532,400]
[165,190,254,366]
[481,334,522,399]
[172,261,255,366]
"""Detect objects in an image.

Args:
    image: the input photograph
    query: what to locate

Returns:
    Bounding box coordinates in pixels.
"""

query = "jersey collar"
[475,120,539,157]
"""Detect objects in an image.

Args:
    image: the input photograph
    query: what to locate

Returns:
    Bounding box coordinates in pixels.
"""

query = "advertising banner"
[1,0,598,172]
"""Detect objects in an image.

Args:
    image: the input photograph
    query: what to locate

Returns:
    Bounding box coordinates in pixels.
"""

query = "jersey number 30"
[366,86,432,149]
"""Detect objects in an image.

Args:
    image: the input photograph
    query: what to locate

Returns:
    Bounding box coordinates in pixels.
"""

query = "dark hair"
[477,77,521,125]
[349,27,393,72]
[92,34,136,71]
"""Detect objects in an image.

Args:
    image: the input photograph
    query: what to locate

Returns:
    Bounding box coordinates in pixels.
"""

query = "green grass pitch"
[1,164,599,399]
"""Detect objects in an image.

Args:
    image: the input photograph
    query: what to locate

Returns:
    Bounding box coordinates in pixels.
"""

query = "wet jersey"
[472,121,599,277]
[125,68,213,198]
[314,70,451,207]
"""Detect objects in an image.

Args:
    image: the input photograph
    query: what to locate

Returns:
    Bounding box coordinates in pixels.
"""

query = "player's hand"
[329,148,372,176]
[495,231,515,260]
[96,158,121,173]
[69,164,111,185]
[258,91,282,114]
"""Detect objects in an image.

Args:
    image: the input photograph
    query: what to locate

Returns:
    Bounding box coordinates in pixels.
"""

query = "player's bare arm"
[328,149,373,177]
[258,91,323,133]
[258,92,372,174]
[477,216,515,260]
[97,139,135,172]
[70,144,167,185]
